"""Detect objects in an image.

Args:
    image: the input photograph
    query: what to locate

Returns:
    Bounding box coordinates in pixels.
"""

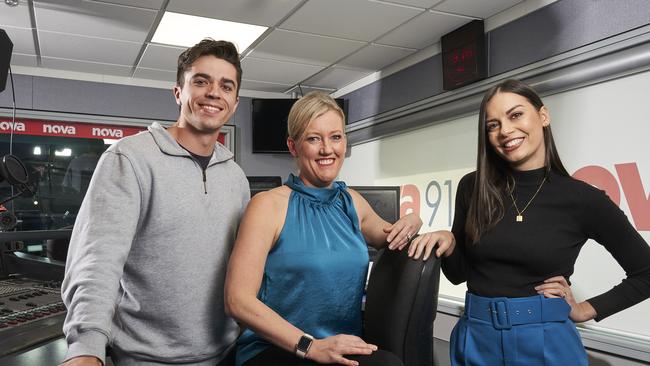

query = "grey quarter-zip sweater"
[61,122,250,365]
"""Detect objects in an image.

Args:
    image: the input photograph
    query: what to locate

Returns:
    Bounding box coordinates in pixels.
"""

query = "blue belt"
[465,293,571,330]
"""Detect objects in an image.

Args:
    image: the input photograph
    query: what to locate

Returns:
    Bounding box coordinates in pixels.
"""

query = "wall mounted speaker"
[0,29,14,93]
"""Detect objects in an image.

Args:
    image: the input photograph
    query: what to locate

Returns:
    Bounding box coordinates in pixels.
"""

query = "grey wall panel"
[31,77,178,121]
[489,0,650,76]
[345,55,443,123]
[233,97,295,181]
[346,33,650,145]
[0,74,33,110]
[343,0,650,125]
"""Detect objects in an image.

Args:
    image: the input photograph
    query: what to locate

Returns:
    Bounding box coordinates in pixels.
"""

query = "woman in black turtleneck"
[442,79,650,365]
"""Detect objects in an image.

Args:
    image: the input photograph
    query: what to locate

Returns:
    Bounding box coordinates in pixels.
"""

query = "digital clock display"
[441,20,487,90]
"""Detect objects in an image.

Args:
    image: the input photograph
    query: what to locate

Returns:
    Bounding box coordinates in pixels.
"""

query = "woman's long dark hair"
[465,79,570,244]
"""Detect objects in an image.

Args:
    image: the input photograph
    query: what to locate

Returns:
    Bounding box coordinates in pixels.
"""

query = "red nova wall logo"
[0,118,145,139]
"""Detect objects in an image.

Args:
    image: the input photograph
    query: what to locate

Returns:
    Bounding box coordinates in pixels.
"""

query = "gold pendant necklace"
[509,176,546,222]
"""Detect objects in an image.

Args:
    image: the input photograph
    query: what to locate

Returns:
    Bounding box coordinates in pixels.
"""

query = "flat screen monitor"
[350,186,400,224]
[350,186,401,261]
[247,176,283,197]
[251,98,347,154]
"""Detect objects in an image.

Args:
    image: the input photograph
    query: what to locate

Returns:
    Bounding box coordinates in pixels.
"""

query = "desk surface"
[0,337,67,366]
[0,338,114,366]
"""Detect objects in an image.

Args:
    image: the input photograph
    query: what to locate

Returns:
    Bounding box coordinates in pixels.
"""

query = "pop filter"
[0,154,28,186]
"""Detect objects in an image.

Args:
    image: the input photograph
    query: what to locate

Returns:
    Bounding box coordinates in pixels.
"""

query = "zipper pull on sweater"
[202,169,207,194]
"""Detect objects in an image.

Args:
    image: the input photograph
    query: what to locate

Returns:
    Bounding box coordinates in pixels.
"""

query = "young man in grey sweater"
[59,39,250,366]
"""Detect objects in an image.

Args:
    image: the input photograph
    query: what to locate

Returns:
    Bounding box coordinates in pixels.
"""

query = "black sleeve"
[580,183,650,321]
[441,172,474,285]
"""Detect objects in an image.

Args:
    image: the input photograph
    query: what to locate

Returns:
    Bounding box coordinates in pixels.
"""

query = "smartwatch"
[295,333,314,358]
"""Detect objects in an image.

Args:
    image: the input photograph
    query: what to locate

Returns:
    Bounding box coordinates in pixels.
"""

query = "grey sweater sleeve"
[61,150,142,363]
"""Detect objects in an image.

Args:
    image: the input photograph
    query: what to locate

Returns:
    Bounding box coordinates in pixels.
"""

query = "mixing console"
[0,277,66,356]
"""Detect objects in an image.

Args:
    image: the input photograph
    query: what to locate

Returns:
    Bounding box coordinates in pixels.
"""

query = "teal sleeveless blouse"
[235,174,370,366]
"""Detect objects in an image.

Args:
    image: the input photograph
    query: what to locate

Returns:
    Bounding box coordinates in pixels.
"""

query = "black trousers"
[243,345,403,366]
[216,347,236,366]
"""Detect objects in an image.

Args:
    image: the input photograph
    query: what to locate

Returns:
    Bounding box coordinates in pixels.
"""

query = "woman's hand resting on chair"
[405,230,455,260]
[307,334,378,366]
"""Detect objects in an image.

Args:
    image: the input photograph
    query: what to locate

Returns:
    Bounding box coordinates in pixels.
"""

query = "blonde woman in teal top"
[225,92,456,366]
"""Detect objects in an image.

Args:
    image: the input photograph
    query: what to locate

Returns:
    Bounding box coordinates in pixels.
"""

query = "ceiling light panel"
[151,12,267,52]
[166,0,302,27]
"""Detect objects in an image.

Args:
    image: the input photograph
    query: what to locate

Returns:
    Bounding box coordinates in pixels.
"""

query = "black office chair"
[363,247,442,366]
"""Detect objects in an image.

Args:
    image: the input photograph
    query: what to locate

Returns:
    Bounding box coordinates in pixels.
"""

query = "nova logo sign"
[43,124,76,135]
[0,121,26,131]
[92,127,123,138]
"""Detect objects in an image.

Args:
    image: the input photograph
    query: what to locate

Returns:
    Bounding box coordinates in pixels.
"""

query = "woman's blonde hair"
[287,91,345,142]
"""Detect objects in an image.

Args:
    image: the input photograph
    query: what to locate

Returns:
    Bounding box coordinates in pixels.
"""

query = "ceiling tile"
[39,31,142,65]
[281,0,422,42]
[133,67,176,83]
[338,44,416,71]
[434,0,523,18]
[241,57,323,85]
[85,0,165,10]
[167,0,302,26]
[2,27,36,55]
[41,57,133,76]
[380,0,440,8]
[250,29,365,66]
[241,79,293,93]
[1,0,539,93]
[285,84,335,95]
[0,2,32,28]
[377,10,470,49]
[304,67,372,90]
[139,44,186,71]
[33,0,157,43]
[10,53,38,67]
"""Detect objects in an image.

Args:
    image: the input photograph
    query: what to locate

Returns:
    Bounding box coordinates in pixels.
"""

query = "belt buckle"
[490,300,511,330]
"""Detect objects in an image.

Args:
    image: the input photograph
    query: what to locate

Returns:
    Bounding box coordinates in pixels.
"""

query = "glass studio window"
[0,135,105,230]
[0,117,146,257]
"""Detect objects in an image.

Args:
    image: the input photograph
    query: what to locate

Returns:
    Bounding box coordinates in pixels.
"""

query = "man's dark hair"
[176,39,243,96]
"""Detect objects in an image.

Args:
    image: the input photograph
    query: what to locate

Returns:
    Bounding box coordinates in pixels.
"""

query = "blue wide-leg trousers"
[449,294,588,366]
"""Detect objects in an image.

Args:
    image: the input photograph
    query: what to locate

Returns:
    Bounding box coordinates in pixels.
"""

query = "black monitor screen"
[350,186,400,224]
[350,185,401,261]
[247,176,283,197]
[251,98,347,154]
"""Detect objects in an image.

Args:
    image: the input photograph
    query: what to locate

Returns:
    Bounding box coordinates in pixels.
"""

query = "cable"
[0,185,31,207]
[8,64,15,155]
[298,84,304,97]
[7,64,17,215]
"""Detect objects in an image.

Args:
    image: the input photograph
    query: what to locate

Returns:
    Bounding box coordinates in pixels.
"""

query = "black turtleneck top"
[442,167,650,321]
